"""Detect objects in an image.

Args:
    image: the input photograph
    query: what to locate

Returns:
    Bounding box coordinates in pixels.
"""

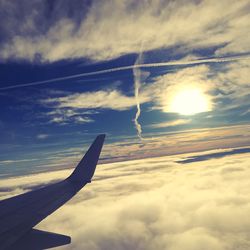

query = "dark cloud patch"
[176,147,250,164]
[0,0,92,39]
[100,156,124,161]
[0,187,13,193]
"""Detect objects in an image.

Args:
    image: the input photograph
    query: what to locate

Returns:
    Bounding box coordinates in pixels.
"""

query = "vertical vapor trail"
[133,47,144,140]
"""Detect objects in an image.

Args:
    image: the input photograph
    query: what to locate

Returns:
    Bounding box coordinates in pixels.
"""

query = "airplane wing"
[0,134,105,250]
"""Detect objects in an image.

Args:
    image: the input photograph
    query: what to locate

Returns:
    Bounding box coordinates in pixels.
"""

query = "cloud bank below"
[1,149,250,250]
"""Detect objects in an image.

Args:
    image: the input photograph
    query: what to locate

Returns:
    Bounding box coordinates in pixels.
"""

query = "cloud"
[216,58,250,99]
[176,147,250,163]
[74,116,93,124]
[142,64,214,113]
[2,124,249,180]
[139,57,250,115]
[0,158,39,165]
[41,89,151,124]
[38,58,249,125]
[36,134,49,140]
[0,169,69,200]
[0,0,249,62]
[149,119,191,129]
[40,57,250,126]
[0,54,248,91]
[49,114,93,125]
[43,108,95,125]
[45,90,150,111]
[241,109,250,116]
[98,124,250,164]
[208,58,250,112]
[2,149,250,249]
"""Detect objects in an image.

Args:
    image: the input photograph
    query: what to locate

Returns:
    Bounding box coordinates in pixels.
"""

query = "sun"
[168,88,211,115]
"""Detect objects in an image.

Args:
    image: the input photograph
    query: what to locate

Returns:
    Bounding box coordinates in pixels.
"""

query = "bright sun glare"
[169,88,211,115]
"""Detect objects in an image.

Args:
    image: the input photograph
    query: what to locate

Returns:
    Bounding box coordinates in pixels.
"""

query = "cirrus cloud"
[148,119,191,129]
[44,89,150,111]
[0,0,249,62]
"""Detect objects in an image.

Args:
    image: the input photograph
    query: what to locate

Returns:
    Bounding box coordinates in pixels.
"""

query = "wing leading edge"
[0,134,105,250]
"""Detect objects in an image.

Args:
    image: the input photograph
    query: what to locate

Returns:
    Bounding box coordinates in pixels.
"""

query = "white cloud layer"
[1,149,250,249]
[0,0,249,62]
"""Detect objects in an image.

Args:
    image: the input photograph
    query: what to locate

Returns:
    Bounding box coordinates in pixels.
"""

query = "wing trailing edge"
[8,229,71,250]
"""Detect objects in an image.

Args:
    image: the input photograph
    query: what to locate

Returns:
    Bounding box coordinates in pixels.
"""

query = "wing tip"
[67,134,106,184]
[98,133,106,138]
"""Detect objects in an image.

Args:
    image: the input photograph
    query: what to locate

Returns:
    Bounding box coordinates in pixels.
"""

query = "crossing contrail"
[0,54,249,91]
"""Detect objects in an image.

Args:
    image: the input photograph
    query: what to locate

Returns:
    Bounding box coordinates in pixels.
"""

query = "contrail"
[0,54,249,91]
[133,47,144,140]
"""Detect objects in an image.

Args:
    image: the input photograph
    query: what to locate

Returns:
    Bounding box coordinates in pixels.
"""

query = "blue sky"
[0,0,250,177]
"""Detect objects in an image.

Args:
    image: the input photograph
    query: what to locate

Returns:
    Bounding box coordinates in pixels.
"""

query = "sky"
[1,1,250,250]
[0,0,250,178]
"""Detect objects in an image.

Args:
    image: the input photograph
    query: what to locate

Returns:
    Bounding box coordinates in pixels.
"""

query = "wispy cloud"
[74,116,93,124]
[142,64,214,113]
[0,0,249,63]
[44,90,147,111]
[149,119,191,129]
[41,89,151,125]
[36,134,49,140]
[40,89,151,125]
[140,57,250,114]
[45,108,94,125]
[39,55,250,124]
[0,158,39,165]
